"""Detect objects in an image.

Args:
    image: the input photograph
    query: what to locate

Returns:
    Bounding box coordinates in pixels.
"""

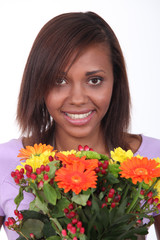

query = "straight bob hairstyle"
[17,11,131,149]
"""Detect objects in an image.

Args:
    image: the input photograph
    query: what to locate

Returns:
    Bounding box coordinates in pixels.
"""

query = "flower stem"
[126,181,142,213]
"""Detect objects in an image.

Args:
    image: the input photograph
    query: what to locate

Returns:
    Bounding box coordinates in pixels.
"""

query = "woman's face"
[45,44,114,139]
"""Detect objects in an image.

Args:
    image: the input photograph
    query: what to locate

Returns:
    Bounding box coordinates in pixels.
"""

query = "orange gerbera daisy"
[119,157,160,184]
[56,153,98,170]
[17,143,54,160]
[54,162,97,194]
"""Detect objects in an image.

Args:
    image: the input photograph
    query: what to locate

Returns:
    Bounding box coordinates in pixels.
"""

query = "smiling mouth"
[65,111,92,119]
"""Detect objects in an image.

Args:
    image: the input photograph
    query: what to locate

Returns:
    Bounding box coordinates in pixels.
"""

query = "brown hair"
[17,11,131,149]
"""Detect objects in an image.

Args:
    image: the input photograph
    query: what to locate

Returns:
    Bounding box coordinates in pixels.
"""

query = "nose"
[69,83,88,106]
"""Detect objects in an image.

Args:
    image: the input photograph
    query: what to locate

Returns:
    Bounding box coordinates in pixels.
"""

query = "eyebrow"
[85,70,105,76]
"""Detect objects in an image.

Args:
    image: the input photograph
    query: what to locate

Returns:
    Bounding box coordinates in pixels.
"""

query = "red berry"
[69,211,76,218]
[67,223,72,230]
[80,227,85,234]
[95,167,100,173]
[101,187,106,192]
[37,180,44,189]
[147,198,154,205]
[137,219,142,224]
[72,218,78,224]
[31,173,37,180]
[78,145,83,151]
[101,169,106,175]
[43,174,49,181]
[50,178,54,185]
[14,210,19,216]
[45,165,50,172]
[62,229,67,236]
[25,165,32,173]
[157,204,160,210]
[30,233,35,239]
[89,148,94,151]
[11,171,16,178]
[105,196,108,202]
[49,156,53,161]
[20,168,24,174]
[84,145,90,151]
[40,165,45,171]
[111,202,116,208]
[64,208,69,214]
[98,161,103,167]
[14,178,20,184]
[153,198,159,204]
[36,168,41,175]
[102,161,109,169]
[18,213,23,220]
[26,171,31,178]
[17,172,24,180]
[15,169,19,175]
[68,203,74,210]
[101,203,107,208]
[108,192,114,198]
[73,237,78,240]
[114,194,121,202]
[87,200,92,206]
[109,188,115,194]
[8,217,15,226]
[140,189,145,195]
[70,226,76,234]
[77,221,82,228]
[4,221,9,227]
[147,191,153,198]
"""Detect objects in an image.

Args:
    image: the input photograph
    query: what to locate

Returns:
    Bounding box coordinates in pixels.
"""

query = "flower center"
[71,175,81,183]
[134,168,148,175]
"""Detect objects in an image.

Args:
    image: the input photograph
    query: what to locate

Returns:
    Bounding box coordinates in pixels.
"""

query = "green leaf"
[29,199,40,212]
[79,151,101,159]
[43,221,56,238]
[46,236,61,240]
[50,217,63,232]
[43,183,57,205]
[34,196,49,213]
[100,154,109,160]
[20,219,44,238]
[106,172,119,184]
[108,163,121,178]
[14,187,24,208]
[48,161,59,178]
[72,193,90,206]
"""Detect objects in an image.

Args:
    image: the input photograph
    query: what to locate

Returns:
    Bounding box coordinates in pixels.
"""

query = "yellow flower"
[135,154,143,159]
[155,157,160,167]
[154,180,160,202]
[16,150,55,172]
[60,150,77,156]
[110,147,133,163]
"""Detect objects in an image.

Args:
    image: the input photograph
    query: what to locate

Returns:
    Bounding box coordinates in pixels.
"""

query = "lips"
[65,111,92,119]
[63,110,95,125]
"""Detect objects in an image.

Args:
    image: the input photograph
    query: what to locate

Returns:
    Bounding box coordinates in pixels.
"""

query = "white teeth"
[66,111,92,119]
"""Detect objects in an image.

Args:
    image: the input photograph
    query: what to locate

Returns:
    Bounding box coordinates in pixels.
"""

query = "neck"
[54,128,109,156]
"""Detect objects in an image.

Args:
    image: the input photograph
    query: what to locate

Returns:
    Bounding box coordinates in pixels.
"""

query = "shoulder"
[135,135,160,158]
[0,139,23,183]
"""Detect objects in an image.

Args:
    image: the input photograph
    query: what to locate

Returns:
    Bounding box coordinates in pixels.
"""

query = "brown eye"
[56,79,67,85]
[88,77,103,85]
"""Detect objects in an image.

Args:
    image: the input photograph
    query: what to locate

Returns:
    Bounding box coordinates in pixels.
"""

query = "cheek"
[95,86,113,110]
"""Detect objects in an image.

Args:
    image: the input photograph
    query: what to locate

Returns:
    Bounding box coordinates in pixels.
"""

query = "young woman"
[0,11,160,239]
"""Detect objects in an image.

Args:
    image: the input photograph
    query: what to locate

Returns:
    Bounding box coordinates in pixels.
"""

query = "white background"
[0,0,160,239]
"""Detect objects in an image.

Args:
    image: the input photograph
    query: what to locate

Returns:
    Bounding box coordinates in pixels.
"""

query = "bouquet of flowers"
[5,143,160,240]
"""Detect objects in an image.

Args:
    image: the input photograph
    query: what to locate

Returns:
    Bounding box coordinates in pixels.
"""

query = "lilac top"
[0,135,160,239]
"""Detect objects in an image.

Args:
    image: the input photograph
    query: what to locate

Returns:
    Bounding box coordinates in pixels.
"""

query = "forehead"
[65,43,112,74]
